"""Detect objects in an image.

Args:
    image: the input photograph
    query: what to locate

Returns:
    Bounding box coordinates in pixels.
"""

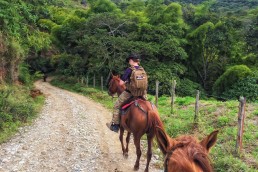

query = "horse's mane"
[112,75,120,82]
[108,75,126,95]
[171,136,213,172]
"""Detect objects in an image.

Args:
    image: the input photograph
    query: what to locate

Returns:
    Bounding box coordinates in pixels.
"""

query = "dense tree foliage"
[0,0,257,102]
[0,0,257,171]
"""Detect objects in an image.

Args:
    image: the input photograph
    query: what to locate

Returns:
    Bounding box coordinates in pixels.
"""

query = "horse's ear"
[155,127,170,155]
[200,130,219,153]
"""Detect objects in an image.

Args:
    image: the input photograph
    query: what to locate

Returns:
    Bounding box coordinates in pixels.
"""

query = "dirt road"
[0,80,162,172]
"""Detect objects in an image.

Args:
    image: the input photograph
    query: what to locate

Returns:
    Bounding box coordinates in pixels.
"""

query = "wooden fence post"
[155,80,159,107]
[106,72,111,87]
[170,80,176,114]
[236,97,246,154]
[86,75,89,87]
[101,76,103,92]
[194,90,200,125]
[93,74,96,88]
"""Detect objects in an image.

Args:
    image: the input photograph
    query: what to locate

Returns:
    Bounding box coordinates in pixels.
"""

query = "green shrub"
[18,63,32,85]
[222,72,258,101]
[213,65,252,97]
[144,61,186,96]
[73,83,84,92]
[158,96,169,106]
[81,87,98,94]
[243,53,258,68]
[38,19,57,30]
[9,102,34,122]
[217,116,230,127]
[52,53,87,77]
[0,112,12,130]
[0,112,12,122]
[0,84,44,143]
[63,76,78,84]
[215,155,250,172]
[254,109,258,116]
[32,71,44,81]
[0,87,11,111]
[176,96,195,106]
[177,78,206,98]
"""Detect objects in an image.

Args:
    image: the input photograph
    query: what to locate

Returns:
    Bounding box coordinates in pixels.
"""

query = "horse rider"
[106,53,147,132]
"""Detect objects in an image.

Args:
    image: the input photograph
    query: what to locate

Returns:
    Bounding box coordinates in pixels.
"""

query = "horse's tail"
[146,110,168,155]
[146,110,164,134]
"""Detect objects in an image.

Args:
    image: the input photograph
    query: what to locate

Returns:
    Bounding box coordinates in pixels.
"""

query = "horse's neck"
[117,85,125,96]
[116,79,125,96]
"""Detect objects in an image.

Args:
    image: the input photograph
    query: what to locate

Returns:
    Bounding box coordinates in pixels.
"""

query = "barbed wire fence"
[80,74,247,154]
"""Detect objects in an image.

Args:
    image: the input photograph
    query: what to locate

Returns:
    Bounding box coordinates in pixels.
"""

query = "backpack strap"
[130,66,142,70]
[130,66,135,71]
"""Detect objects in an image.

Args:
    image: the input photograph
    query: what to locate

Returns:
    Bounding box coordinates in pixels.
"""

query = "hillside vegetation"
[0,0,257,101]
[0,0,257,171]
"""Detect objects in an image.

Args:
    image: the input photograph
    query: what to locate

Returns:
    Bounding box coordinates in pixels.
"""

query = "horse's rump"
[121,99,163,134]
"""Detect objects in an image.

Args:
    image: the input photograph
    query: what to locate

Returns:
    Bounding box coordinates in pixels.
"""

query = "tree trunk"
[8,58,20,84]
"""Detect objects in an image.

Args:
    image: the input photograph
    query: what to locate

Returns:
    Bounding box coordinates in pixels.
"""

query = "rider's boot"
[106,122,119,133]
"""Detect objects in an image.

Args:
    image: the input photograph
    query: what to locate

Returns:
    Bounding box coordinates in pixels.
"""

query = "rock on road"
[0,80,162,172]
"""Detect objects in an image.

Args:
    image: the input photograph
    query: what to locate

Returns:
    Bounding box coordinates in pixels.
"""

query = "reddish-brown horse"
[155,126,218,172]
[108,74,164,172]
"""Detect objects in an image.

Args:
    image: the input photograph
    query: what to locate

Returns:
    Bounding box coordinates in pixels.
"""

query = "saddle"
[120,96,147,115]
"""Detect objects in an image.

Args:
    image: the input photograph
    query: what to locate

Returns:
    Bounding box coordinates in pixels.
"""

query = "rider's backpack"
[127,66,148,96]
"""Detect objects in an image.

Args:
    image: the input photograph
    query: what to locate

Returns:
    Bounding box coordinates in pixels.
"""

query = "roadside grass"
[51,79,114,110]
[0,85,45,143]
[51,77,258,172]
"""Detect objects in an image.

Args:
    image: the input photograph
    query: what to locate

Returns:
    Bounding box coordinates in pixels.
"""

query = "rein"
[134,99,148,114]
[134,99,155,113]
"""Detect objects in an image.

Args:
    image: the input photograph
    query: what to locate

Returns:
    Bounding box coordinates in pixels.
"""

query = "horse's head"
[156,127,218,172]
[108,74,125,97]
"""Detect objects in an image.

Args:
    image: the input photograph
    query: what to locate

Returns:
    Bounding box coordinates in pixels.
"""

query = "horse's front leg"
[119,127,126,156]
[133,134,141,171]
[124,131,131,158]
[144,134,154,172]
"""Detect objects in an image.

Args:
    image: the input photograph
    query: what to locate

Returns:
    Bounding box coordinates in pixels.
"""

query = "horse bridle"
[164,143,185,172]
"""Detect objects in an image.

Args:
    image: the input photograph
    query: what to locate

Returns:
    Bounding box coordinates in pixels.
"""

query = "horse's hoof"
[123,152,128,158]
[134,165,139,171]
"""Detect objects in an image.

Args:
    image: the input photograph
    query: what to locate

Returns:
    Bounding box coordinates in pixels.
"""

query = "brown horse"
[108,75,164,172]
[155,127,218,172]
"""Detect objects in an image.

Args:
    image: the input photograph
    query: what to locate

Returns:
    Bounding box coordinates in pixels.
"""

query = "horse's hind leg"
[124,132,131,158]
[144,134,154,172]
[119,127,126,156]
[133,134,141,171]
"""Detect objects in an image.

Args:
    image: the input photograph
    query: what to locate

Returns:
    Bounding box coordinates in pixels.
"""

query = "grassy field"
[51,77,258,172]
